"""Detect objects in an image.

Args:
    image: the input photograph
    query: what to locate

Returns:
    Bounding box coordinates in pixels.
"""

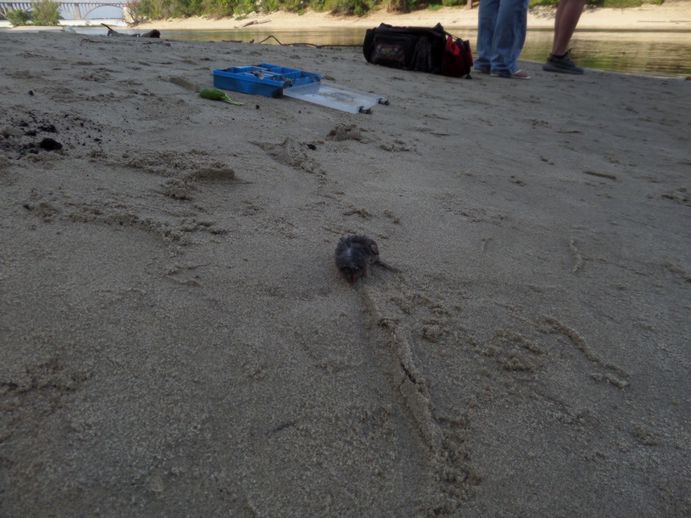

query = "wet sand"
[0,30,690,516]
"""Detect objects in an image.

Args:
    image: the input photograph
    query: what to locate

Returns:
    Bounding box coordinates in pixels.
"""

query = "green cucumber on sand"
[199,88,243,106]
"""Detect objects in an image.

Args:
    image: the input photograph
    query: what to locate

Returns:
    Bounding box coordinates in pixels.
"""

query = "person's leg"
[475,0,500,72]
[551,0,586,56]
[490,0,526,75]
[508,0,529,72]
[543,0,586,73]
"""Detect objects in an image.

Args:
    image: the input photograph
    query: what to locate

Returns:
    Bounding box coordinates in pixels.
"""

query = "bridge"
[0,0,127,19]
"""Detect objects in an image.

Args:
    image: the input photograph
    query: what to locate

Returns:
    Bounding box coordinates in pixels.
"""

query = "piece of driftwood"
[102,23,161,38]
[239,19,271,28]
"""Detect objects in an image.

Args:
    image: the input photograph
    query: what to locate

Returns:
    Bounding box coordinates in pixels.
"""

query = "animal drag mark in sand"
[334,234,476,512]
[355,272,478,514]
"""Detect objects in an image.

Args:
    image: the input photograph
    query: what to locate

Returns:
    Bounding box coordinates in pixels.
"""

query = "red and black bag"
[363,23,473,78]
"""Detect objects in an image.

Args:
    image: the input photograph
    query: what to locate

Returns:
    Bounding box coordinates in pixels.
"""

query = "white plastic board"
[283,81,389,114]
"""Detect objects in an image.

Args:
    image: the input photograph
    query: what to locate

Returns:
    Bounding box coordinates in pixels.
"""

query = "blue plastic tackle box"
[212,63,322,98]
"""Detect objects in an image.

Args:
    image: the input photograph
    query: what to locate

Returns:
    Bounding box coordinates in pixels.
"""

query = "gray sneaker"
[543,51,584,75]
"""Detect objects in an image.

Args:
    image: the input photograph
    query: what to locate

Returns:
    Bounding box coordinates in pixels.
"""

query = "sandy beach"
[132,0,691,31]
[1,26,690,516]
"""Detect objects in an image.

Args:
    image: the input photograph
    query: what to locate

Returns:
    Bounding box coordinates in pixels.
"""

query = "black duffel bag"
[363,23,473,78]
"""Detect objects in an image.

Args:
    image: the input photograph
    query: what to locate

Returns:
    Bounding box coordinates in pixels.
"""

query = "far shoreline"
[1,1,690,33]
[130,1,691,31]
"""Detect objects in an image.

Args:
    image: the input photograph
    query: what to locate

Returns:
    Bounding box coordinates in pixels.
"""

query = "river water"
[159,27,691,77]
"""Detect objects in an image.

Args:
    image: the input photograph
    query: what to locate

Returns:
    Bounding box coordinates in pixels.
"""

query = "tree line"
[128,0,407,19]
[5,0,60,25]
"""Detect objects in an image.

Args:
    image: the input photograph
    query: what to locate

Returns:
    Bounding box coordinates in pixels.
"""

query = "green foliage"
[132,0,195,18]
[234,0,257,14]
[382,0,411,12]
[201,0,235,16]
[381,0,469,12]
[125,0,146,23]
[168,0,196,17]
[597,0,647,7]
[134,0,158,18]
[6,8,31,25]
[187,0,204,14]
[307,0,327,10]
[321,0,374,14]
[425,0,466,8]
[279,0,306,12]
[32,0,61,25]
[258,0,280,11]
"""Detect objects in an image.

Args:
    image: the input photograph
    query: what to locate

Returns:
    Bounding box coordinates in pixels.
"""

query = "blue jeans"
[475,0,529,74]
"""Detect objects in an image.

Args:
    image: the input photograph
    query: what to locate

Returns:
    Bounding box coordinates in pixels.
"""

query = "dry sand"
[1,28,690,516]
[134,0,691,31]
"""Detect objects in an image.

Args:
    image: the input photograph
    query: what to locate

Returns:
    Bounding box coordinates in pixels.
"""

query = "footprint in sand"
[22,201,60,223]
[383,209,401,225]
[253,137,325,176]
[342,206,372,219]
[161,165,239,201]
[326,123,366,142]
[165,262,208,287]
[661,187,690,206]
[118,150,232,179]
[379,139,414,153]
[479,329,545,377]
